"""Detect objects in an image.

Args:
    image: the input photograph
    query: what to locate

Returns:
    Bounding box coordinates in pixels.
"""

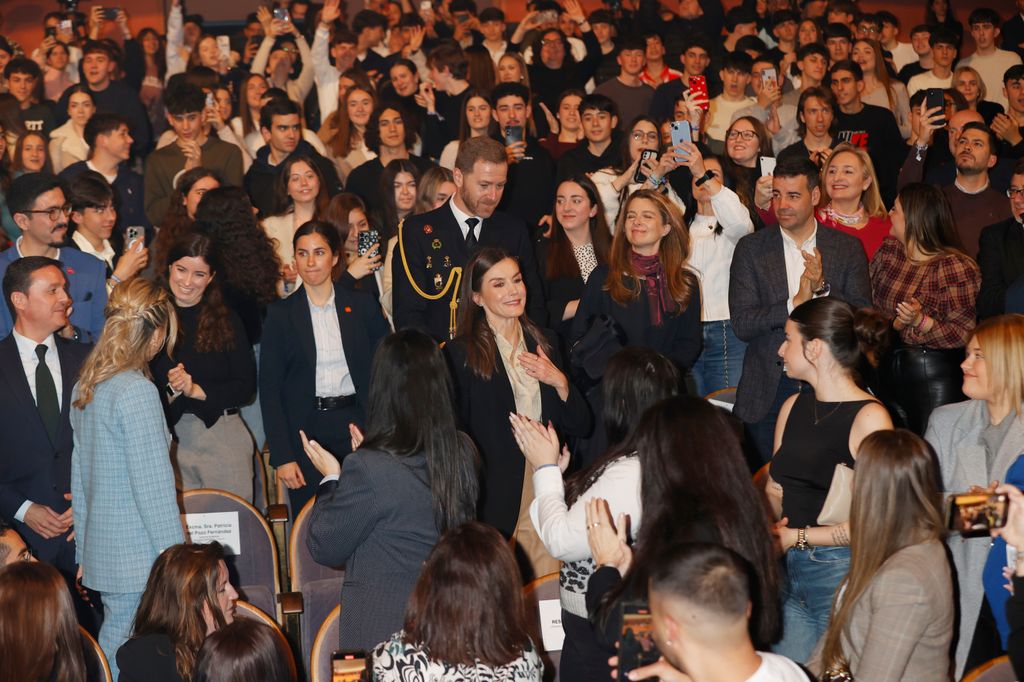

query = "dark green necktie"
[35,344,59,443]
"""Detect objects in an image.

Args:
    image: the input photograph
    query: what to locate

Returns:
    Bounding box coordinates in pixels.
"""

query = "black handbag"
[570,314,625,382]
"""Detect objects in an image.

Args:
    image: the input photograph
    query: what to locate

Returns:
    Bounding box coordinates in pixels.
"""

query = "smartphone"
[357,229,380,257]
[946,492,1008,537]
[670,120,692,154]
[331,649,368,682]
[45,26,57,37]
[165,382,182,399]
[633,149,658,184]
[59,19,73,33]
[618,602,660,681]
[205,92,215,109]
[538,9,559,24]
[688,75,709,111]
[273,7,291,22]
[420,0,431,8]
[760,67,777,87]
[455,13,470,23]
[216,35,231,61]
[504,125,524,145]
[125,226,144,247]
[759,156,777,177]
[102,7,120,20]
[925,88,946,125]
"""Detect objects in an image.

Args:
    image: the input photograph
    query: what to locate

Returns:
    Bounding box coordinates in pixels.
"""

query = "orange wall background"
[2,0,1020,59]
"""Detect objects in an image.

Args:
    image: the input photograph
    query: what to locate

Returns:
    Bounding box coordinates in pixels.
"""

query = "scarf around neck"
[630,251,676,326]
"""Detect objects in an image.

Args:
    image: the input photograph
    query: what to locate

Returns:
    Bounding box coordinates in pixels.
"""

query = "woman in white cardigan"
[49,85,93,173]
[262,156,330,297]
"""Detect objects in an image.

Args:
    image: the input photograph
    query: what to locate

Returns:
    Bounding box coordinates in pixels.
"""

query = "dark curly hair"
[194,187,280,306]
[364,101,417,155]
[162,233,235,353]
[151,167,222,277]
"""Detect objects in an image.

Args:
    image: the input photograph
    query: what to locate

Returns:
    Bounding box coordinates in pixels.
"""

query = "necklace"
[813,399,844,425]
[822,203,865,227]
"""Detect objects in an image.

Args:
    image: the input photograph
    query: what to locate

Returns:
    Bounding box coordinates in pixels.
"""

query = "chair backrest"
[523,573,562,682]
[310,604,342,682]
[290,498,346,665]
[705,386,737,412]
[79,626,112,682]
[962,655,1017,682]
[233,600,298,680]
[182,489,282,621]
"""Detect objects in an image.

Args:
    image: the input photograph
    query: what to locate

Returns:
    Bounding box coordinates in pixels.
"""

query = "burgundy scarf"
[631,251,676,326]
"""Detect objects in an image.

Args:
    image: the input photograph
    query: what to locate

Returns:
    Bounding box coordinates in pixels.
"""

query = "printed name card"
[539,599,565,651]
[185,511,241,555]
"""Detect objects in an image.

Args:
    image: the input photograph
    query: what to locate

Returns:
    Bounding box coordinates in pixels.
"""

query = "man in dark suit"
[0,256,90,573]
[729,155,871,465]
[392,136,546,341]
[978,161,1024,319]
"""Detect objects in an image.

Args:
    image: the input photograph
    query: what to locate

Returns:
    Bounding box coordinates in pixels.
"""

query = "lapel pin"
[423,224,433,235]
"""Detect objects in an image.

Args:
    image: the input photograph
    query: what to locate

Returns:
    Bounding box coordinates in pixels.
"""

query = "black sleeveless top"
[770,389,876,528]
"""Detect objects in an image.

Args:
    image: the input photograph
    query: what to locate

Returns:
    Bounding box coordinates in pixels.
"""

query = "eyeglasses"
[631,131,660,142]
[727,130,758,141]
[23,204,72,221]
[1007,188,1024,198]
[540,39,564,47]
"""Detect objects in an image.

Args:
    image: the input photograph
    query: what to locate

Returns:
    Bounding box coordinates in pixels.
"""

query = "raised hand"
[300,430,341,477]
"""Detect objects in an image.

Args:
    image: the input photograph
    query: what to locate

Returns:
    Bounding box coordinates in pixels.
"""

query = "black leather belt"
[314,395,356,410]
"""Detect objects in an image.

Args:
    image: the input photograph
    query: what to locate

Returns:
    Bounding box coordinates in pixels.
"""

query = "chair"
[288,498,346,670]
[704,386,737,412]
[234,600,298,679]
[182,489,283,621]
[962,655,1017,682]
[310,604,341,682]
[253,446,269,514]
[79,626,112,682]
[523,572,562,682]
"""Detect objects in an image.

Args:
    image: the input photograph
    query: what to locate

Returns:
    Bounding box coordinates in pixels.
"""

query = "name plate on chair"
[538,599,564,651]
[185,511,241,555]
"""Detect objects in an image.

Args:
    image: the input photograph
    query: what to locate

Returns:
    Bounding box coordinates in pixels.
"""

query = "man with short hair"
[977,158,1024,319]
[877,11,918,72]
[352,9,390,75]
[638,0,725,70]
[897,24,933,85]
[722,7,759,54]
[3,58,55,135]
[596,35,655,131]
[60,113,150,241]
[781,43,830,108]
[392,137,546,340]
[770,10,799,58]
[479,7,509,64]
[587,9,619,86]
[831,60,904,204]
[0,174,106,344]
[557,94,622,182]
[637,543,807,681]
[826,0,857,30]
[640,33,683,88]
[959,9,1022,111]
[992,64,1024,159]
[856,13,881,41]
[730,155,870,462]
[736,51,799,153]
[0,255,91,577]
[145,84,245,225]
[490,83,555,233]
[824,22,853,64]
[244,97,343,217]
[1002,0,1024,62]
[649,35,714,122]
[0,521,34,566]
[55,41,151,159]
[426,43,472,147]
[907,26,958,96]
[705,51,755,151]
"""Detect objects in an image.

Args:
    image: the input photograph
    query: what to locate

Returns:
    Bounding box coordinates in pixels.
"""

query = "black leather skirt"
[876,345,966,435]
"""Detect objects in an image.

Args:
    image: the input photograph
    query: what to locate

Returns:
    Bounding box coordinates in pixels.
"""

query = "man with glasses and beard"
[0,174,106,343]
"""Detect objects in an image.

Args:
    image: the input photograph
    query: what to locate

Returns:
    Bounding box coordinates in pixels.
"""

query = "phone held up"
[688,75,709,111]
[946,492,1008,537]
[633,149,658,184]
[618,601,660,682]
[669,120,692,160]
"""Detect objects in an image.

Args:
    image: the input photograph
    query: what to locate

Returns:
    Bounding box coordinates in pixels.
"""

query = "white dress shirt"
[307,290,355,397]
[781,223,818,313]
[12,331,62,522]
[687,185,755,322]
[448,196,482,241]
[71,231,116,274]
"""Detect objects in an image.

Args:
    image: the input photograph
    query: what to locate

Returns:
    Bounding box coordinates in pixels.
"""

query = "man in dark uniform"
[392,137,546,342]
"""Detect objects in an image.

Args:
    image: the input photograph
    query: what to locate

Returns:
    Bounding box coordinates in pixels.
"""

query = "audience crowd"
[3,0,1024,679]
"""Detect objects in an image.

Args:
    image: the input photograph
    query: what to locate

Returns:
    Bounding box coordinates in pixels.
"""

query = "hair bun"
[853,306,891,366]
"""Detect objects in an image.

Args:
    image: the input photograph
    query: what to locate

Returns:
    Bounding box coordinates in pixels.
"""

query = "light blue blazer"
[70,370,184,594]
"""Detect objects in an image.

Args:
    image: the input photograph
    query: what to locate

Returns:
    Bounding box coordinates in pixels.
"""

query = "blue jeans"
[774,546,851,663]
[692,319,747,397]
[99,590,143,680]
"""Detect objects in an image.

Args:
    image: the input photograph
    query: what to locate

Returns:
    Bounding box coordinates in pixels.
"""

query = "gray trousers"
[172,413,254,502]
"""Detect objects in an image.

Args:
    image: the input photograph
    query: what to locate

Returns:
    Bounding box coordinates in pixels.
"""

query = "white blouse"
[686,185,754,322]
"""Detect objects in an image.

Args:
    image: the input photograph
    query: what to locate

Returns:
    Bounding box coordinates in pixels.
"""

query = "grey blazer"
[306,448,438,651]
[926,400,1024,677]
[729,223,872,423]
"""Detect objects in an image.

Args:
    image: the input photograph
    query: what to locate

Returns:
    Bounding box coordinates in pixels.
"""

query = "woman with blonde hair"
[953,65,1004,125]
[0,561,86,682]
[817,142,891,259]
[71,278,185,678]
[852,39,911,138]
[810,429,953,681]
[118,542,240,682]
[927,313,1024,675]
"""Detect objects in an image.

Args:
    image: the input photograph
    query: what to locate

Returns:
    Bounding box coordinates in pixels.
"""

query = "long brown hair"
[271,155,330,218]
[403,522,532,667]
[854,39,896,111]
[163,233,235,353]
[455,248,550,380]
[0,562,86,682]
[820,429,944,672]
[131,543,233,681]
[74,278,178,408]
[324,85,376,159]
[546,175,612,280]
[606,190,696,309]
[897,182,967,256]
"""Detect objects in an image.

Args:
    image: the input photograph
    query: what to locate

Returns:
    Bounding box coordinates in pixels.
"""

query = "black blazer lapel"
[55,340,77,441]
[333,285,365,395]
[0,336,51,438]
[765,228,789,303]
[491,354,518,416]
[292,288,317,374]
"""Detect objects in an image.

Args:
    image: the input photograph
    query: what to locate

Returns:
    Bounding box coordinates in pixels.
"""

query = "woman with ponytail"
[766,296,894,663]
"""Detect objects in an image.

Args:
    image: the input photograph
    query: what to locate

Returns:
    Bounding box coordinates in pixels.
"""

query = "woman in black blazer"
[446,247,591,582]
[259,221,390,511]
[535,175,612,346]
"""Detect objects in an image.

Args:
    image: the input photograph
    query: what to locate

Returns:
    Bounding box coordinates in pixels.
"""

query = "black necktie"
[465,217,480,250]
[35,344,59,443]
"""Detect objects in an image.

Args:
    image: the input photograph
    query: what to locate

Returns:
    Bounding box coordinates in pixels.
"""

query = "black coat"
[445,328,591,536]
[977,217,1024,320]
[116,634,182,682]
[392,202,547,342]
[0,334,89,570]
[534,237,588,345]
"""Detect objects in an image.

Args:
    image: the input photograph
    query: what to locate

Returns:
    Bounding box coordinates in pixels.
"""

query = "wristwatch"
[695,169,715,187]
[795,527,809,551]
